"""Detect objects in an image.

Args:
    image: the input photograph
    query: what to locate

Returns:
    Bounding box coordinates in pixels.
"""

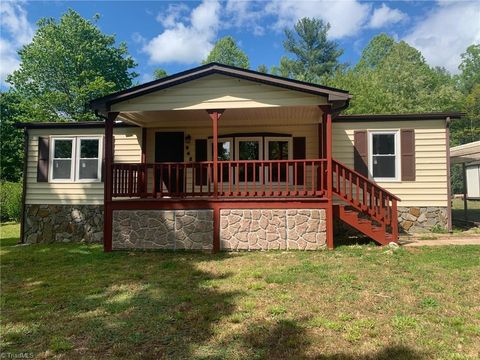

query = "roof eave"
[335,112,465,121]
[90,63,351,111]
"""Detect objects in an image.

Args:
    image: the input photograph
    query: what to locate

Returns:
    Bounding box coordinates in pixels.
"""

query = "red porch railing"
[332,159,399,239]
[112,159,327,199]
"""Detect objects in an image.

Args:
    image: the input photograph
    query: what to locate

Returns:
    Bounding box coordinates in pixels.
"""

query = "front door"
[155,132,184,194]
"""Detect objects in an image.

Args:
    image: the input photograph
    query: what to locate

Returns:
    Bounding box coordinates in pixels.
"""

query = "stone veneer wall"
[24,204,104,243]
[398,206,448,233]
[112,210,213,250]
[220,209,327,251]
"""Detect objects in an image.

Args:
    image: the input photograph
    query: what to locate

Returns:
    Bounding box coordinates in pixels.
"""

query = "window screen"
[372,133,396,179]
[52,139,73,180]
[78,139,100,180]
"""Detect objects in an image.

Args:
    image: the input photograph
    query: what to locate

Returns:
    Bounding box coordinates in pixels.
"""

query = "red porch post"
[104,112,118,252]
[207,110,224,253]
[140,127,147,197]
[325,109,334,249]
[207,110,224,198]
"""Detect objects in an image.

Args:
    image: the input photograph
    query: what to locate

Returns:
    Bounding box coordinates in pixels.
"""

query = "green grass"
[1,223,480,359]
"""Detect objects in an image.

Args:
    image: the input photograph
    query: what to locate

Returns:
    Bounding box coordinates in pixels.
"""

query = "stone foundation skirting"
[112,210,213,250]
[24,204,104,243]
[220,209,327,251]
[398,206,448,233]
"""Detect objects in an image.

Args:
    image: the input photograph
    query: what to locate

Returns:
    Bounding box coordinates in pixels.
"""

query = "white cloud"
[265,0,371,39]
[404,1,480,73]
[225,0,265,35]
[368,3,408,29]
[0,1,34,84]
[143,0,221,64]
[156,3,189,28]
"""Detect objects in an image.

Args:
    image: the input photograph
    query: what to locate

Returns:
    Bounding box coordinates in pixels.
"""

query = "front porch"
[91,63,398,251]
[105,105,336,252]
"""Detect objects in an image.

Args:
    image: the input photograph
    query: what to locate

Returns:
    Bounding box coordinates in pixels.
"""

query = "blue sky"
[1,0,479,87]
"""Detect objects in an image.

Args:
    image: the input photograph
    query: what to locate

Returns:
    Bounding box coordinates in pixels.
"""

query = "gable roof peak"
[90,62,351,111]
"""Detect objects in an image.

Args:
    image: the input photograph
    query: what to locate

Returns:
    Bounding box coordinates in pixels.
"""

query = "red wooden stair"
[331,159,400,245]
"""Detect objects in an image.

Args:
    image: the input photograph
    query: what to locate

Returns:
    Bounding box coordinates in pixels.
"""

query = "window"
[368,131,399,181]
[51,138,74,181]
[265,137,292,182]
[77,138,101,181]
[208,138,232,182]
[235,137,263,182]
[208,138,232,161]
[50,136,102,182]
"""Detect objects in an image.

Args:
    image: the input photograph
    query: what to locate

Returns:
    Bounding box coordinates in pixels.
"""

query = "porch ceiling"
[118,106,324,128]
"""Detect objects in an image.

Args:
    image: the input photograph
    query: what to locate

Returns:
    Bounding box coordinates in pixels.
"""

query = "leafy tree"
[257,64,268,73]
[203,36,249,69]
[328,35,461,114]
[8,9,138,121]
[0,92,26,182]
[458,44,480,94]
[153,68,168,79]
[355,33,395,70]
[277,17,343,82]
[450,45,480,147]
[271,57,294,78]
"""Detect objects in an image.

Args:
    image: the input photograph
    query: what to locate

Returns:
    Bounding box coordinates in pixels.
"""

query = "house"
[15,63,463,251]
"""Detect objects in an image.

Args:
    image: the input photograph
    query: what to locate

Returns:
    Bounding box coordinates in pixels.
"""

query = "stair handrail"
[331,158,400,241]
[332,159,400,201]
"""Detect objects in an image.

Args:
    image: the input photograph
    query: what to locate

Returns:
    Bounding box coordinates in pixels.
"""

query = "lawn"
[1,223,480,359]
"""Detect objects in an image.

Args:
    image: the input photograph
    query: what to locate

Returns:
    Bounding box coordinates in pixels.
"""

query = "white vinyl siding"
[111,74,328,114]
[332,120,448,207]
[26,127,142,205]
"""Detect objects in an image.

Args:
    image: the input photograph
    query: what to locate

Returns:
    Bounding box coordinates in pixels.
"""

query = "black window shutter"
[354,131,368,177]
[195,139,207,185]
[401,129,416,181]
[37,137,49,182]
[293,137,306,185]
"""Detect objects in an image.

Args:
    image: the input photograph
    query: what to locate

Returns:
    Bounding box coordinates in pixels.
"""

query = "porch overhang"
[90,62,351,115]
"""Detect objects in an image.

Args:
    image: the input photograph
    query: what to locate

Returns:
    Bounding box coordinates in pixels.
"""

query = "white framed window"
[50,137,75,182]
[235,137,263,183]
[207,137,233,161]
[208,137,233,183]
[49,136,102,183]
[368,131,400,182]
[76,137,102,182]
[264,137,293,183]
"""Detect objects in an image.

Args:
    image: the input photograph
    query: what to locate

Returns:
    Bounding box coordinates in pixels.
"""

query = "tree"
[278,17,343,82]
[7,10,138,121]
[203,36,249,69]
[354,33,395,71]
[327,35,462,115]
[458,44,480,94]
[257,64,268,74]
[153,68,168,79]
[0,92,26,182]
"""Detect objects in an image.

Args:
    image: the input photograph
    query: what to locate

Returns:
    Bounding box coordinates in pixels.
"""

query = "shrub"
[0,181,23,222]
[431,224,448,234]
